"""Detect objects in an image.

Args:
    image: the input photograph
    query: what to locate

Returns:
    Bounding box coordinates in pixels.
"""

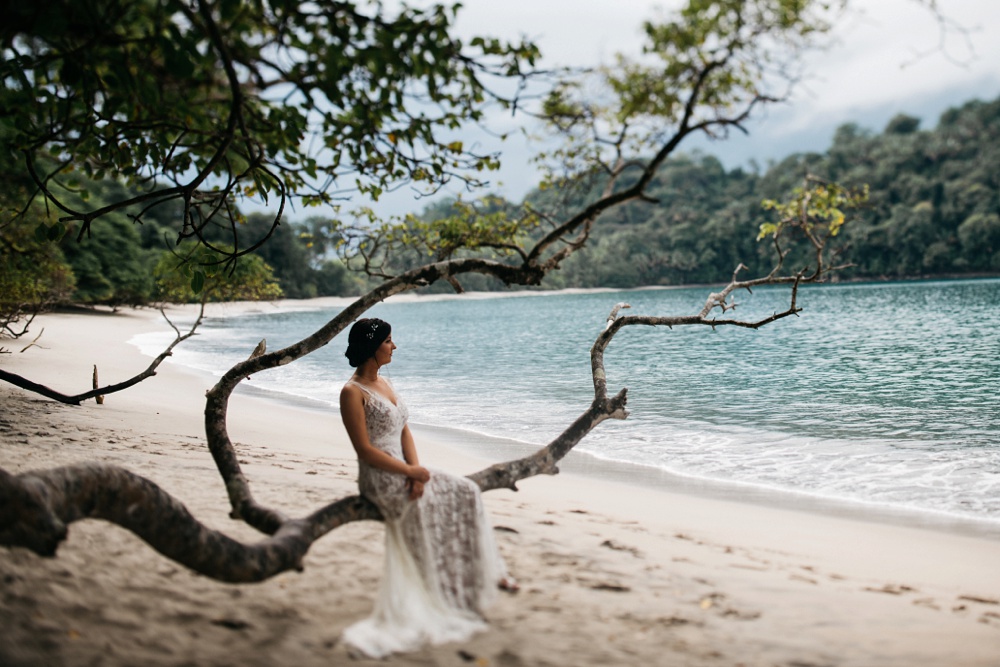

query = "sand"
[1,302,999,667]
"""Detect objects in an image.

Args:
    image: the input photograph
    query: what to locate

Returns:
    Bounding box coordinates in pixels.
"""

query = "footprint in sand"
[953,595,1000,622]
[599,539,642,558]
[958,594,1000,606]
[863,583,916,596]
[979,611,1000,625]
[912,597,941,611]
[728,563,769,572]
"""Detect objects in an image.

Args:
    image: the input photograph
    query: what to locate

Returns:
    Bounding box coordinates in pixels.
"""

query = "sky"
[357,0,1000,217]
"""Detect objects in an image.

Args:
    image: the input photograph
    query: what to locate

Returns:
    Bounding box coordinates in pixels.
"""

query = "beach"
[1,302,999,667]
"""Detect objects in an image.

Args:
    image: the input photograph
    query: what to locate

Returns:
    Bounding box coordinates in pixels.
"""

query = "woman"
[339,318,514,658]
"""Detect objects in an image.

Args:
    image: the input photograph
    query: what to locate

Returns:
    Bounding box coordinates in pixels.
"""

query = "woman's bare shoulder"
[340,380,363,400]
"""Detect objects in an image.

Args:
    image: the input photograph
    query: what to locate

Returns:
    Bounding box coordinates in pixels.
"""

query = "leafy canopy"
[320,0,847,286]
[2,0,539,257]
[154,243,283,303]
[535,0,842,192]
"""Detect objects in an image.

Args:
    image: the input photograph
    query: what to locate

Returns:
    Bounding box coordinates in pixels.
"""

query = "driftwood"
[92,365,104,405]
[0,305,204,406]
[19,328,46,353]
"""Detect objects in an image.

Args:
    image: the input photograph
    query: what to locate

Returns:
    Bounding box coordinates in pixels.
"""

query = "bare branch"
[0,305,205,405]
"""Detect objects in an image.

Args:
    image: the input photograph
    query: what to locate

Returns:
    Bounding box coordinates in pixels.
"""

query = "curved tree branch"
[0,464,310,583]
[0,165,853,579]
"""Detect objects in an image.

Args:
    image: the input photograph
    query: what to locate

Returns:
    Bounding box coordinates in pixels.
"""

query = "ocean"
[133,278,1000,534]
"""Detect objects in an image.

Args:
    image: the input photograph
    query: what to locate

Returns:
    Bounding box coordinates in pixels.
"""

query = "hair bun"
[345,318,391,367]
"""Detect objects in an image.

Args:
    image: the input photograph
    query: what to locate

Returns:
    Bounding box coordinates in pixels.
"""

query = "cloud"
[366,0,1000,215]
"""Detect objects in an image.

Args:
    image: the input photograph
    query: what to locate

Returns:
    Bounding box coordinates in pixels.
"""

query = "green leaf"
[161,38,196,79]
[47,222,66,241]
[251,168,270,204]
[191,270,206,294]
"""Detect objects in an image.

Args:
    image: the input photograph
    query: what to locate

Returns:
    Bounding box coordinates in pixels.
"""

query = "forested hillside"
[0,169,364,324]
[534,95,1000,288]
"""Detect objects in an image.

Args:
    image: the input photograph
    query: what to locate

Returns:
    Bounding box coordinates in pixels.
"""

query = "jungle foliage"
[405,94,1000,290]
[1,0,537,257]
[4,0,992,321]
[3,93,995,317]
[0,151,359,317]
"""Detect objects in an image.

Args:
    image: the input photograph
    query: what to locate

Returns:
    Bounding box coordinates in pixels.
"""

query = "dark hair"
[345,318,391,367]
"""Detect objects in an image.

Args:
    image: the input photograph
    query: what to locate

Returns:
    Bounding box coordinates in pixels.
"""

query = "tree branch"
[0,305,205,405]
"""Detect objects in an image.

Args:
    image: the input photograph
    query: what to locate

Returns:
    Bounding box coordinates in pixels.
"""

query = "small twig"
[605,303,631,330]
[19,328,46,353]
[0,304,206,405]
[92,365,104,405]
[245,338,266,380]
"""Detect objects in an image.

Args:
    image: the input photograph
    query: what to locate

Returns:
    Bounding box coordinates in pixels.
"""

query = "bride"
[338,318,515,657]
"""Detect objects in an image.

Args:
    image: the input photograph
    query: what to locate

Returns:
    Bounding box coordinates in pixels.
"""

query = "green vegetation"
[154,244,283,303]
[553,95,1000,287]
[0,155,359,317]
[0,157,76,334]
[0,213,75,336]
[423,94,999,290]
[4,92,992,322]
[1,0,537,261]
[1,0,535,333]
[226,214,360,300]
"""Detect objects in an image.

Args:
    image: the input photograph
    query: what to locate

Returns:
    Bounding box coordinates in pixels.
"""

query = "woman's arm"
[400,424,425,500]
[340,384,429,483]
[401,424,419,466]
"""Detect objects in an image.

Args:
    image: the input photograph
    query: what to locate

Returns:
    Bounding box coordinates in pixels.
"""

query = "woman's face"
[375,334,396,366]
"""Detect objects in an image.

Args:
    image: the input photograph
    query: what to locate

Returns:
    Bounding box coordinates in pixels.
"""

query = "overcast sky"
[365,0,1000,216]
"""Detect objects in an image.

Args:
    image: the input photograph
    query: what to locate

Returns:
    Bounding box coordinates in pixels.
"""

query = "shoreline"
[3,304,1000,666]
[378,273,1000,302]
[193,370,1000,542]
[243,381,1000,543]
[418,419,1000,541]
[152,339,1000,543]
[129,297,1000,543]
[129,273,1000,315]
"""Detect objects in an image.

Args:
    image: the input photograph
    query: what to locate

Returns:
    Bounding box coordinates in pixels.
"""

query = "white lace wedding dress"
[341,380,508,658]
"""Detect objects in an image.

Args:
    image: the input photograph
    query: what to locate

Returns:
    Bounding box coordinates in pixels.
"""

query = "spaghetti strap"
[345,378,399,407]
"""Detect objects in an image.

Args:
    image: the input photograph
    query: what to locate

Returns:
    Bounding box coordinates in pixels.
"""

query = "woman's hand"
[406,465,430,484]
[407,478,425,500]
[405,465,429,500]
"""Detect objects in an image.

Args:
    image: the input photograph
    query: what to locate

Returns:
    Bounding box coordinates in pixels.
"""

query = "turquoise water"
[135,278,1000,526]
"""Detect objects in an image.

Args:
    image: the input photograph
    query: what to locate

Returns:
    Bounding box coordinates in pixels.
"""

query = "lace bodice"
[349,379,411,519]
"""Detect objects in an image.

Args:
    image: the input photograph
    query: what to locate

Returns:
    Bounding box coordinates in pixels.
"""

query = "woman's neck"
[355,361,379,382]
